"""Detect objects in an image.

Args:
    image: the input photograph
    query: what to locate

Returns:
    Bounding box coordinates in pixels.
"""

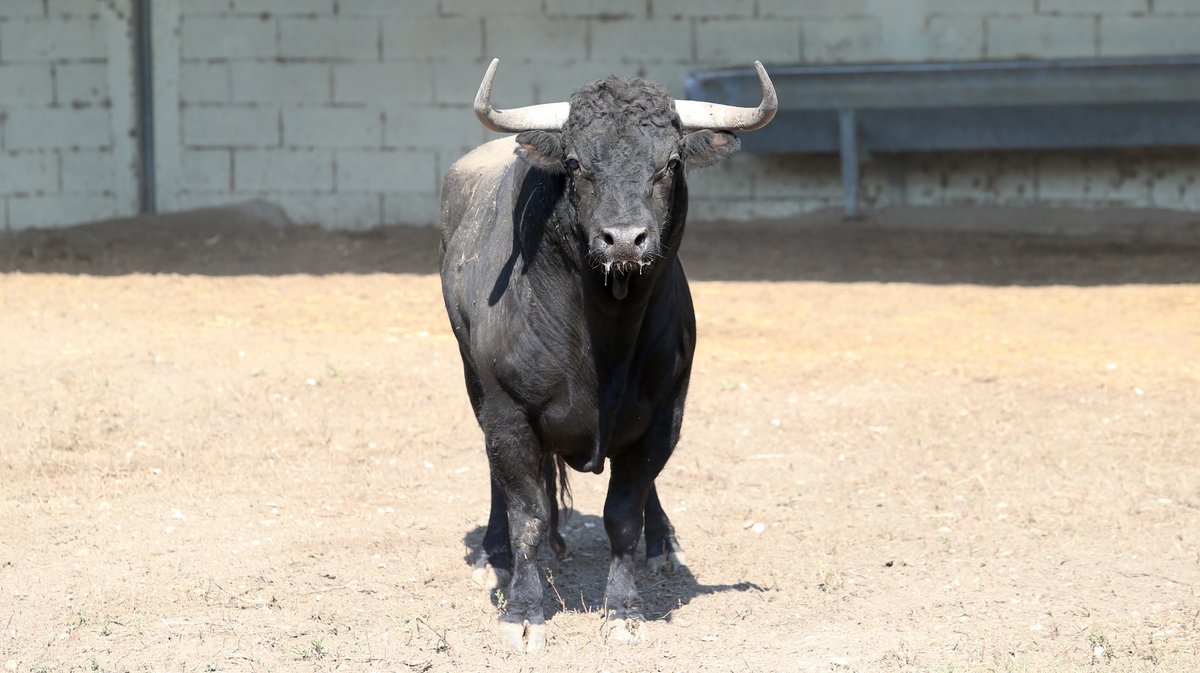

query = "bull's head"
[474,59,776,300]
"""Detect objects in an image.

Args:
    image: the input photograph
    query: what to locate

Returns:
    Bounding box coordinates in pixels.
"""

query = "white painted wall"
[2,0,1199,230]
[0,0,139,231]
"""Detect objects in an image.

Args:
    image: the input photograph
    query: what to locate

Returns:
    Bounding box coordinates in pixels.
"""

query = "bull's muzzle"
[594,226,652,300]
[598,226,648,267]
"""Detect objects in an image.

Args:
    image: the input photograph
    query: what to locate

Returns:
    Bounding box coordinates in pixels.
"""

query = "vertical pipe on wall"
[134,0,156,213]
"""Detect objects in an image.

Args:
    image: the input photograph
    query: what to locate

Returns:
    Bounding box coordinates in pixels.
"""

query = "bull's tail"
[555,454,572,521]
[543,454,572,558]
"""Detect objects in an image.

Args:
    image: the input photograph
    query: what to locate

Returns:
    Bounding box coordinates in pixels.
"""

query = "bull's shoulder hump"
[445,135,520,184]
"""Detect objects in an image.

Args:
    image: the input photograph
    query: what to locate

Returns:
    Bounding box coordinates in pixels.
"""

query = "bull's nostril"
[634,232,647,247]
[602,231,615,246]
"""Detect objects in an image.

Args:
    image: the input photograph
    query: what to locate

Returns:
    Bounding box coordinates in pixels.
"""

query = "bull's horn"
[674,61,777,131]
[473,58,777,133]
[474,58,569,132]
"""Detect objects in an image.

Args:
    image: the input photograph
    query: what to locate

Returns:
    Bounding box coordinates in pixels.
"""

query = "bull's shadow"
[461,513,762,621]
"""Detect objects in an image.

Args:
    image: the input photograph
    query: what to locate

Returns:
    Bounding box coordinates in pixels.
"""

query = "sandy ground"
[1,206,1198,672]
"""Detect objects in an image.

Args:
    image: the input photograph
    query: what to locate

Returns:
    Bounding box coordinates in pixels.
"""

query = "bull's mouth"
[600,260,651,300]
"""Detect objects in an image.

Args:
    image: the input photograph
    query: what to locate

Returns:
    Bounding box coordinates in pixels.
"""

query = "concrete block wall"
[5,1,1200,229]
[150,0,1200,227]
[0,1,139,231]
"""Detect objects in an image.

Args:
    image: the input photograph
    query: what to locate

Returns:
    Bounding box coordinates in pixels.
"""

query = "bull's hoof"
[605,610,648,645]
[646,550,687,575]
[498,619,546,653]
[471,557,511,590]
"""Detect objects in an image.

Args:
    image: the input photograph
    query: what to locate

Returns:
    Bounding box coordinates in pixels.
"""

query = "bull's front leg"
[602,453,652,644]
[483,411,550,653]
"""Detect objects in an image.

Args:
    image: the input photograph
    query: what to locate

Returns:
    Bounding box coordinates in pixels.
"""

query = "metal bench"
[683,56,1200,217]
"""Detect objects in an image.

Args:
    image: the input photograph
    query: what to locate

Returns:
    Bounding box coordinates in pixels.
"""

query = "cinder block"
[180,149,233,192]
[337,0,438,15]
[926,0,1034,14]
[60,149,128,194]
[0,151,58,194]
[0,2,47,18]
[1150,160,1199,210]
[682,197,755,222]
[183,106,279,147]
[547,0,646,17]
[55,63,109,105]
[383,192,440,226]
[1040,0,1147,13]
[485,17,587,62]
[759,0,865,18]
[280,17,379,60]
[234,149,334,191]
[178,0,233,15]
[443,0,540,14]
[6,108,110,149]
[334,62,434,104]
[695,20,801,65]
[8,194,125,230]
[903,153,1036,206]
[924,16,985,60]
[591,19,693,62]
[383,17,482,61]
[1037,153,1151,205]
[181,16,276,60]
[338,149,437,193]
[1100,16,1200,56]
[231,0,333,13]
[748,199,816,220]
[638,62,697,98]
[986,15,1096,58]
[268,193,382,229]
[435,61,534,106]
[384,105,486,151]
[283,107,382,148]
[803,17,885,63]
[533,60,635,101]
[169,192,252,212]
[752,155,843,200]
[1154,0,1200,11]
[180,63,230,104]
[0,65,53,106]
[0,17,105,61]
[231,63,331,103]
[683,159,754,199]
[44,0,113,17]
[653,0,754,18]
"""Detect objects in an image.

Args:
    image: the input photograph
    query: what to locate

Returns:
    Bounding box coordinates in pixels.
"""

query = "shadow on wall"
[2,201,1199,286]
[460,514,763,622]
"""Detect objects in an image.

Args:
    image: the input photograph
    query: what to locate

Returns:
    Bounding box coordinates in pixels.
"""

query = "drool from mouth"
[601,261,652,300]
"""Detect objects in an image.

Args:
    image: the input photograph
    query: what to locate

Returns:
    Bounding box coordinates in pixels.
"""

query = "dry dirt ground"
[1,206,1198,673]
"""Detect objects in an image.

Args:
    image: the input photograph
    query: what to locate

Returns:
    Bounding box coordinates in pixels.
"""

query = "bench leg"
[838,109,860,218]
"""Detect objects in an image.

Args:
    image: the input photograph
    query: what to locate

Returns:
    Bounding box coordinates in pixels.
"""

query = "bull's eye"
[654,158,680,183]
[565,158,581,172]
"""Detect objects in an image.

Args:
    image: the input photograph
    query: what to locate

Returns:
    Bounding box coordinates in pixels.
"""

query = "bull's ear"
[681,130,741,168]
[515,130,565,172]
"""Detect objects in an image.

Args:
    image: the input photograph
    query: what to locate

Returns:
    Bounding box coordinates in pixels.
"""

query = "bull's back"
[440,136,520,249]
[439,136,527,365]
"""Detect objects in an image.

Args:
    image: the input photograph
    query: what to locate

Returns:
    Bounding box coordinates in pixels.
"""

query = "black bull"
[438,60,776,652]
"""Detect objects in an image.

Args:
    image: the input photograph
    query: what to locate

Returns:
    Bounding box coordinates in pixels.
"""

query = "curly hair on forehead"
[565,76,681,132]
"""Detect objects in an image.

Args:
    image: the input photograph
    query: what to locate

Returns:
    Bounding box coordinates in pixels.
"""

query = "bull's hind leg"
[644,485,686,574]
[471,479,512,590]
[483,411,551,653]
